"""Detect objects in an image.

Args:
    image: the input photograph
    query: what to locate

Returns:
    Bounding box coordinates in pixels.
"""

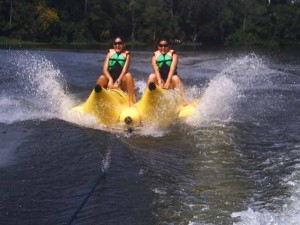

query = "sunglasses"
[158,43,168,48]
[114,41,123,45]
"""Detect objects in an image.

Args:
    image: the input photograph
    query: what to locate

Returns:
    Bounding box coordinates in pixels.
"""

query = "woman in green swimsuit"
[96,37,136,106]
[147,38,185,97]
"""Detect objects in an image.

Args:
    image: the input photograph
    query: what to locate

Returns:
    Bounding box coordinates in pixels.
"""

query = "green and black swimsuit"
[154,49,177,81]
[108,49,129,81]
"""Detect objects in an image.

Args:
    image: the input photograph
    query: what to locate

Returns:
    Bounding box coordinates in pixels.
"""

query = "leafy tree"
[0,0,299,47]
[33,2,59,42]
[127,0,144,41]
[0,0,9,35]
[85,0,111,41]
[9,1,36,41]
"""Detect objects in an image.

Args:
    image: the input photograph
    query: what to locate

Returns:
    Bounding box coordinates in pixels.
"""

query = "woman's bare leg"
[122,73,136,106]
[147,73,158,85]
[96,75,108,88]
[172,75,186,101]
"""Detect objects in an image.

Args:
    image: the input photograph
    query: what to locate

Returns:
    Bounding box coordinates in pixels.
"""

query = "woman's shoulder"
[154,50,161,56]
[169,49,176,54]
[108,49,115,54]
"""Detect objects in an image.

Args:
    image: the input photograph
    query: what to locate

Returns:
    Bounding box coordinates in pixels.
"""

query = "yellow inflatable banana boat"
[119,82,199,127]
[72,84,129,126]
[72,82,199,129]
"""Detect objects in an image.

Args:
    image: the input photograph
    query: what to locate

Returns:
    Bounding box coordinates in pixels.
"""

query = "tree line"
[0,0,299,47]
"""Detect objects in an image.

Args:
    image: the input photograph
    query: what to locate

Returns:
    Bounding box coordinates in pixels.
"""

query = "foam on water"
[232,165,300,225]
[0,51,105,129]
[0,51,74,123]
[186,54,273,126]
[187,75,238,125]
[135,79,147,96]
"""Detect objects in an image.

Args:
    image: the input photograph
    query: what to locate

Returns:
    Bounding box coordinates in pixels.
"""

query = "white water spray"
[186,54,272,126]
[0,51,101,129]
[232,165,300,225]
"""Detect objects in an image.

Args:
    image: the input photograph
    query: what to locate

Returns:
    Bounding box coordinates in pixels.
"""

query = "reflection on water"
[121,123,250,224]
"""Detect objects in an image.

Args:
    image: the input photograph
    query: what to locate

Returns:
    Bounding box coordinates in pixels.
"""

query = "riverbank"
[1,36,299,53]
[0,36,207,51]
[0,36,150,50]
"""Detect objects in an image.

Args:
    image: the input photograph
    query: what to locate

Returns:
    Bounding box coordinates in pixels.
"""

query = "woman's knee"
[171,75,183,88]
[123,72,133,82]
[172,75,180,82]
[148,73,156,82]
[97,75,107,85]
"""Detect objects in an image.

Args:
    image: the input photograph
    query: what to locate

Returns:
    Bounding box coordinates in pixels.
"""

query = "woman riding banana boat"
[96,36,136,106]
[147,38,186,100]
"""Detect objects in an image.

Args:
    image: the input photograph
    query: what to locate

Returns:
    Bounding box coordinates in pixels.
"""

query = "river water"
[0,47,299,225]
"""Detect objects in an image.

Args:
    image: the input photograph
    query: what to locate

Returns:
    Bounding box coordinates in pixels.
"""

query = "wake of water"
[232,164,300,225]
[1,50,299,225]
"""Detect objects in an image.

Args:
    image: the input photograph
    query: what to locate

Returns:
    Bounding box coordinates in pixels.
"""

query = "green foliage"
[34,2,59,42]
[0,0,299,47]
